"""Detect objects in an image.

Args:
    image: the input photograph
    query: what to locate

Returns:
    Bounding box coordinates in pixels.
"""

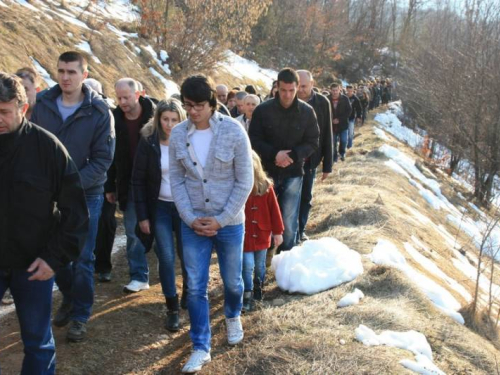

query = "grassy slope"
[1,111,499,374]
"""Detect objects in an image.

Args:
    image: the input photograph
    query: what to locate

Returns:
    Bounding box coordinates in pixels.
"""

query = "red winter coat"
[244,187,284,252]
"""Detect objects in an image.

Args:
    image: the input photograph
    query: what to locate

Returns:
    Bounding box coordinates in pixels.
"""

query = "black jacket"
[307,92,333,173]
[105,96,155,211]
[0,120,89,272]
[348,94,362,121]
[327,94,351,133]
[230,105,242,118]
[249,96,319,179]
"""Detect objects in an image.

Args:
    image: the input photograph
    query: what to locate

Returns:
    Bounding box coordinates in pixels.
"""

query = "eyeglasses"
[183,101,208,111]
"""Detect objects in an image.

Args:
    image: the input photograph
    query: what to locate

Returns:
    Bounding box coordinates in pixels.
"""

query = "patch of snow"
[46,9,91,30]
[143,45,171,75]
[0,0,8,7]
[97,0,139,22]
[15,0,40,12]
[67,32,74,38]
[107,23,138,44]
[30,58,57,87]
[149,68,179,99]
[220,50,277,90]
[404,243,472,301]
[337,288,364,308]
[369,239,464,324]
[375,112,424,149]
[355,325,444,375]
[111,234,127,255]
[272,237,364,295]
[160,50,168,61]
[75,41,101,64]
[404,205,432,226]
[374,127,390,140]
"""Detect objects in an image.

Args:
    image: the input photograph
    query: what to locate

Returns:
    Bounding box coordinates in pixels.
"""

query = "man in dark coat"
[31,51,115,342]
[296,70,333,242]
[105,78,155,293]
[346,84,362,149]
[249,68,319,252]
[327,83,351,162]
[0,72,88,373]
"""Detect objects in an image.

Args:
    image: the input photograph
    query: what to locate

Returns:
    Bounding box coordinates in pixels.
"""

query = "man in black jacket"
[249,68,319,251]
[105,78,155,293]
[327,83,351,162]
[296,70,333,242]
[346,85,362,149]
[0,72,88,374]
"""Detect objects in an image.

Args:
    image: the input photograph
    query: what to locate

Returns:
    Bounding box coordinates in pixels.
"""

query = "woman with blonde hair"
[132,98,188,331]
[242,151,284,311]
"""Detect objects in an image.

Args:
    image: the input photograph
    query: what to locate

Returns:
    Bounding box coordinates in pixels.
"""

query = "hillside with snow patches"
[1,1,500,373]
[0,0,277,99]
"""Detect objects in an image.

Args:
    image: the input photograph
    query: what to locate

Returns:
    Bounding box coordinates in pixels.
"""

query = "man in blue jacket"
[31,51,115,342]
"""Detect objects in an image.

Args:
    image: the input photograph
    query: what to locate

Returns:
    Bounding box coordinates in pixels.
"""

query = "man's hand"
[27,258,54,281]
[273,234,283,248]
[192,217,220,237]
[333,119,339,124]
[139,220,151,234]
[275,150,293,168]
[321,172,330,182]
[106,192,116,204]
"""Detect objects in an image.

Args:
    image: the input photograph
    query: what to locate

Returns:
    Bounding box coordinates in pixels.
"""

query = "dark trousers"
[298,161,316,240]
[94,197,117,274]
[0,269,55,374]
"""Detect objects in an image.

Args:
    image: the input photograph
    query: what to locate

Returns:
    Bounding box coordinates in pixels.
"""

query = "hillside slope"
[1,109,499,374]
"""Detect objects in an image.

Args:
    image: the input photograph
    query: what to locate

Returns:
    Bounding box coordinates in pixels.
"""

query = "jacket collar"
[273,94,300,112]
[186,111,223,136]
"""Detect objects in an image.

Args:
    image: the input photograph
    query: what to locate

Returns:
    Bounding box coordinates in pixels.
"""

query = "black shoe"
[53,302,72,327]
[242,291,253,313]
[66,320,87,342]
[180,291,188,310]
[165,311,180,332]
[98,272,112,282]
[253,283,263,302]
[340,155,345,161]
[300,233,309,242]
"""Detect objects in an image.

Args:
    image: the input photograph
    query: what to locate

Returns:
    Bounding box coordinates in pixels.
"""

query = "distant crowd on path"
[0,50,392,374]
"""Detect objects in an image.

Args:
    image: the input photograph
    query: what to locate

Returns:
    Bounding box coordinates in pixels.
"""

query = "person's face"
[278,81,298,108]
[115,85,140,114]
[298,73,313,101]
[183,99,212,126]
[236,98,246,113]
[21,77,37,107]
[346,88,354,97]
[57,60,87,95]
[160,110,180,138]
[272,83,278,96]
[330,87,341,99]
[216,88,228,104]
[244,97,259,118]
[227,97,237,110]
[0,99,28,135]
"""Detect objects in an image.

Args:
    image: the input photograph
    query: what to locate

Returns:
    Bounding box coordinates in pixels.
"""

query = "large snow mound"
[271,237,363,295]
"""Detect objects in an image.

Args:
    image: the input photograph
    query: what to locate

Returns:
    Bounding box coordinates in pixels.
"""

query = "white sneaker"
[181,350,211,373]
[226,316,244,345]
[123,280,150,293]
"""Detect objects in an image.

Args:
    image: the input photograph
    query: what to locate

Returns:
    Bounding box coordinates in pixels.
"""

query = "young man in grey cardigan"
[169,75,253,374]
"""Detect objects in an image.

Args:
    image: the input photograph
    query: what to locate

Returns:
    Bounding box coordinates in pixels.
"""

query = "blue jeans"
[272,175,303,251]
[182,222,244,352]
[298,162,316,240]
[56,194,103,323]
[242,250,267,292]
[154,200,184,299]
[0,269,55,374]
[347,119,355,149]
[124,190,148,283]
[333,129,348,162]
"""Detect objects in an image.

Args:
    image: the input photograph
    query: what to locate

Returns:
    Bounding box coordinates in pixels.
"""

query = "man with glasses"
[105,78,156,293]
[169,75,253,373]
[0,72,88,373]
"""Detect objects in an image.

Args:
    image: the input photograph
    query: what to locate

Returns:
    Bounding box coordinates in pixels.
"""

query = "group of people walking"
[0,50,391,374]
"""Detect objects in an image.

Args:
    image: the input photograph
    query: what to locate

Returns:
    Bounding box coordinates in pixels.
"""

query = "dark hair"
[245,85,257,94]
[15,67,39,85]
[58,51,88,73]
[180,75,217,112]
[0,72,28,106]
[346,85,353,89]
[277,68,299,85]
[330,83,340,89]
[268,80,278,98]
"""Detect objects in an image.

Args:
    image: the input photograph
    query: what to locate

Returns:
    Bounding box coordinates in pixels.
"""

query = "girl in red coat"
[243,151,284,311]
